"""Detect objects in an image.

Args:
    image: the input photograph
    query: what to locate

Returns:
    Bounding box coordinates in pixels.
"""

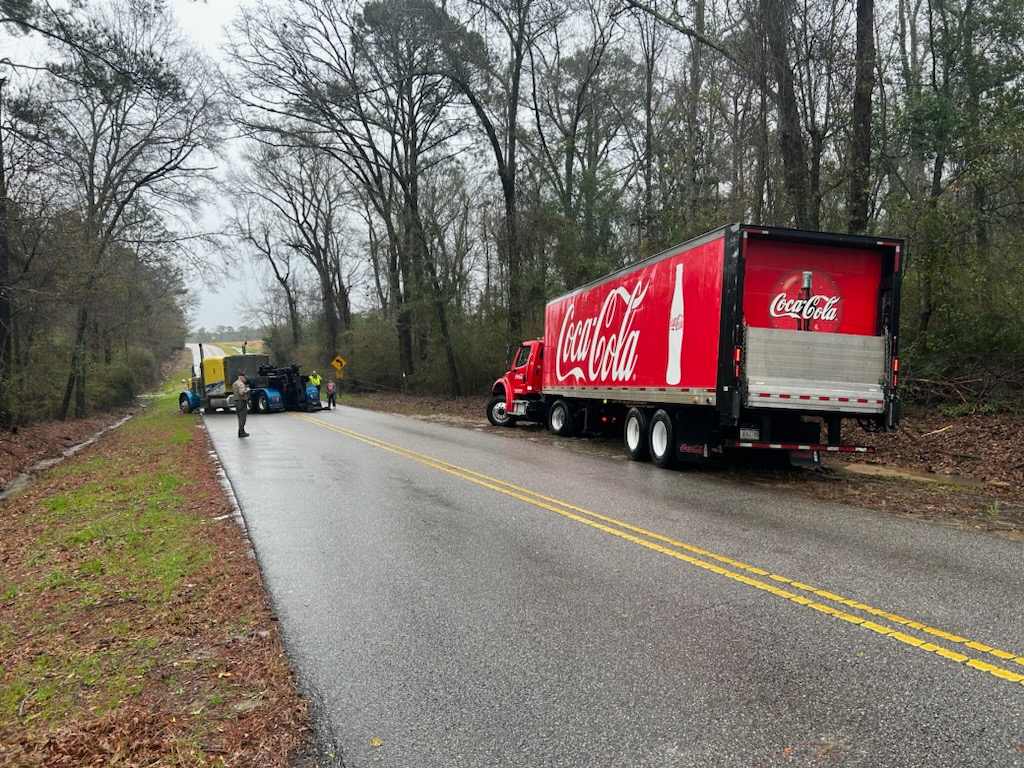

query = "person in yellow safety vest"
[309,370,322,402]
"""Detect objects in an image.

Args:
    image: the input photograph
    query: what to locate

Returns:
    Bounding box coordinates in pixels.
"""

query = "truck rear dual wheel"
[486,396,517,427]
[623,408,650,461]
[649,409,677,469]
[548,399,576,437]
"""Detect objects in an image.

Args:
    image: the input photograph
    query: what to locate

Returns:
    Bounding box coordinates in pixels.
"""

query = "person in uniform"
[232,372,251,438]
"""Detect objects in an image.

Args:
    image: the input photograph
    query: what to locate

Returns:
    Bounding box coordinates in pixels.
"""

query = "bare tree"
[16,0,220,418]
[434,0,566,338]
[228,191,303,348]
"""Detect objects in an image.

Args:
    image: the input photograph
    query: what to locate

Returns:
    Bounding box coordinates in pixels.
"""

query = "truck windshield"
[514,345,531,367]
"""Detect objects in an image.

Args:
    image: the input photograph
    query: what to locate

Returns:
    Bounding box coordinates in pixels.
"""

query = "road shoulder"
[0,376,310,766]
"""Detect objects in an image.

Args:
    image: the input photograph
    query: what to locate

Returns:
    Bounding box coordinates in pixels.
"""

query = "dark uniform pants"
[236,400,248,435]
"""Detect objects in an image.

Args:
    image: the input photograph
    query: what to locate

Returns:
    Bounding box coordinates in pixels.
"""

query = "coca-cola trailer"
[486,223,904,466]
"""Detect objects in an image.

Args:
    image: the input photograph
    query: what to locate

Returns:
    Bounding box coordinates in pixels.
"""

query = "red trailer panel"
[742,236,884,336]
[543,232,726,400]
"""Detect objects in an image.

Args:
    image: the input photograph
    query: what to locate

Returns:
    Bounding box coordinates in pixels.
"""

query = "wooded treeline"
[0,0,220,422]
[226,0,1024,400]
[3,0,1022,419]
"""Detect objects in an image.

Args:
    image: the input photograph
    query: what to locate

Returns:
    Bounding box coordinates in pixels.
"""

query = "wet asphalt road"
[203,404,1024,768]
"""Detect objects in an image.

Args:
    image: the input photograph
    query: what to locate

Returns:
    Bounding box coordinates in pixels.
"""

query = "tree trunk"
[762,0,810,227]
[754,51,770,222]
[60,307,89,421]
[809,131,823,230]
[386,236,414,377]
[848,0,875,233]
[74,350,86,417]
[686,0,706,219]
[319,275,339,356]
[502,172,522,341]
[286,290,302,347]
[640,18,657,249]
[0,85,11,403]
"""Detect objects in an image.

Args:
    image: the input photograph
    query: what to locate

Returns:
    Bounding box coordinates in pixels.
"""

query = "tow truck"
[180,343,322,415]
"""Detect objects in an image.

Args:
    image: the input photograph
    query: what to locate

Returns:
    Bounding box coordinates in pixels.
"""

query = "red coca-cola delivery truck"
[486,223,903,466]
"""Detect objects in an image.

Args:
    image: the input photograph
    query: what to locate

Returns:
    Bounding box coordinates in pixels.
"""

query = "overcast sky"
[170,0,263,332]
[2,0,264,332]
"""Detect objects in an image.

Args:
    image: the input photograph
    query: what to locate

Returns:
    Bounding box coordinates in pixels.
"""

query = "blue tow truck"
[180,344,322,415]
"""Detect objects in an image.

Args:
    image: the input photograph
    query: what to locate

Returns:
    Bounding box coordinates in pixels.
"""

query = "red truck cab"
[487,339,544,426]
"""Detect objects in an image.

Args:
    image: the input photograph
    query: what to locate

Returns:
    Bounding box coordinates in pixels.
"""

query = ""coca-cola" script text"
[556,280,649,383]
[769,293,840,321]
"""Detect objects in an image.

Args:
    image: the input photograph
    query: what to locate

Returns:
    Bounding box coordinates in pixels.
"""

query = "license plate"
[740,427,761,441]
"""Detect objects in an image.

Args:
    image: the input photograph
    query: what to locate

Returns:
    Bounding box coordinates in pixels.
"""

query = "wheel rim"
[492,401,509,424]
[626,416,640,450]
[652,420,669,457]
[551,406,565,431]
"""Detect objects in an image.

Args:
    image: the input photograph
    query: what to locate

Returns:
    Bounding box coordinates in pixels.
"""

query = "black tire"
[548,399,576,437]
[256,393,269,414]
[486,396,517,427]
[179,395,192,414]
[649,409,676,468]
[623,408,650,461]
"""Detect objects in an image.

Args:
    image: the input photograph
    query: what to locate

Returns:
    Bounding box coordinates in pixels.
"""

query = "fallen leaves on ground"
[0,376,309,767]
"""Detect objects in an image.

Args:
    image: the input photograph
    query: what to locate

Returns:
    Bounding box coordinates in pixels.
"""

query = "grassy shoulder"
[0,372,309,766]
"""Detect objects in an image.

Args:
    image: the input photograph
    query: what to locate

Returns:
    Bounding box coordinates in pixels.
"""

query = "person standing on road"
[309,370,322,402]
[326,380,336,409]
[233,373,251,438]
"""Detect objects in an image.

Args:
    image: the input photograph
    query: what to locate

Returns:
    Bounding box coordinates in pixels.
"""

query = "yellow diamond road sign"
[331,355,347,371]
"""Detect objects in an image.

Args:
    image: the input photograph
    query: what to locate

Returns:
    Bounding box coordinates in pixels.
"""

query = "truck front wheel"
[649,409,676,468]
[255,392,269,414]
[548,399,576,437]
[179,395,192,414]
[623,408,650,461]
[486,396,517,427]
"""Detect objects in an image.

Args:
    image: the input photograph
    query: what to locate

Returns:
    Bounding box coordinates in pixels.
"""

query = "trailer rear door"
[739,229,900,414]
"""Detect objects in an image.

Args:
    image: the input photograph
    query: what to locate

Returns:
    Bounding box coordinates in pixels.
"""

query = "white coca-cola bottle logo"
[556,279,648,383]
[768,271,842,332]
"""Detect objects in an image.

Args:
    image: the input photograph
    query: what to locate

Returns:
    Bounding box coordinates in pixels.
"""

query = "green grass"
[0,383,213,726]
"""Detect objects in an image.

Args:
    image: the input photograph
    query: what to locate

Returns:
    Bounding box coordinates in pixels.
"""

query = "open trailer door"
[738,227,903,430]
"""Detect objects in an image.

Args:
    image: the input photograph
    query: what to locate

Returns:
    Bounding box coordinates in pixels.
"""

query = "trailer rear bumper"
[677,440,874,462]
[745,383,886,414]
[723,440,873,453]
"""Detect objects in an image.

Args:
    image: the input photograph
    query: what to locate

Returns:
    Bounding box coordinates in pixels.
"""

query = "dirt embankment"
[0,380,311,767]
[340,392,1024,538]
[0,411,136,491]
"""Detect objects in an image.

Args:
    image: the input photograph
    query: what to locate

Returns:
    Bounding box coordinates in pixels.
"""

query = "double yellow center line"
[295,413,1024,689]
